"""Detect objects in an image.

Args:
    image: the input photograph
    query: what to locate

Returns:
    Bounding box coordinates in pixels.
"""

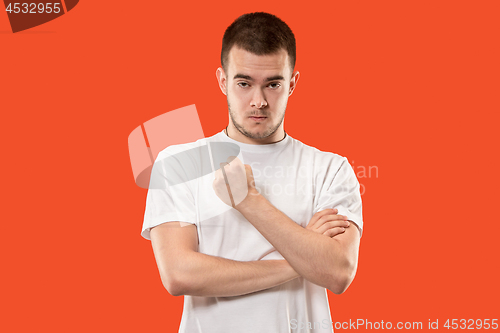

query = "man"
[142,12,363,332]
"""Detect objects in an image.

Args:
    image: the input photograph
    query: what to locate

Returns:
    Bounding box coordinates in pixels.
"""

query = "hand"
[212,156,250,207]
[306,209,350,238]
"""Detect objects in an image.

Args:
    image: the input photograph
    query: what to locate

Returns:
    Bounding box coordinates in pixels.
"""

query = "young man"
[142,12,363,333]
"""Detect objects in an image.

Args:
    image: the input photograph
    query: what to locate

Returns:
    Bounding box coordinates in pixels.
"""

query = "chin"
[248,130,274,140]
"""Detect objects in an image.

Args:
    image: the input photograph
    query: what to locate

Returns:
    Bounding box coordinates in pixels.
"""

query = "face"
[216,46,299,144]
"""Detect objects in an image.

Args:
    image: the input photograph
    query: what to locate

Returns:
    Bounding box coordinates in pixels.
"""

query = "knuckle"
[328,221,338,228]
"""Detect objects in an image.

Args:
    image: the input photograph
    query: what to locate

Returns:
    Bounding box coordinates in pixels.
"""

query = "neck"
[225,125,286,145]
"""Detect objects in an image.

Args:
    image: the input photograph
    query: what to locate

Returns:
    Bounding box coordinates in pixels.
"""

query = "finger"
[308,209,338,229]
[306,210,325,230]
[318,214,348,224]
[221,157,243,175]
[316,220,349,234]
[324,227,346,238]
[222,160,249,206]
[314,209,337,218]
[220,162,235,207]
[244,164,254,177]
[313,213,347,229]
[213,168,222,180]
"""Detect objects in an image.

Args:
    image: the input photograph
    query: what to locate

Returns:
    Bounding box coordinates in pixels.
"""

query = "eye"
[268,82,281,89]
[237,82,250,88]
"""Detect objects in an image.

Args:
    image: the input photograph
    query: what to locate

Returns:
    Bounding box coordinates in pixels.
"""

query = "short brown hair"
[221,12,296,73]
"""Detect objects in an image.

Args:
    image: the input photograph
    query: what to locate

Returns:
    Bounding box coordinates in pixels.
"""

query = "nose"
[250,88,268,108]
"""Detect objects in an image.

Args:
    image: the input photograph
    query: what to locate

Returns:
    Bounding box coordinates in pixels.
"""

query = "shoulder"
[152,131,241,183]
[155,131,223,160]
[287,135,349,167]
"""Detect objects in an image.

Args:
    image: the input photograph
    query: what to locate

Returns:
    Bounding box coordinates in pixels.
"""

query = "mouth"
[249,116,267,121]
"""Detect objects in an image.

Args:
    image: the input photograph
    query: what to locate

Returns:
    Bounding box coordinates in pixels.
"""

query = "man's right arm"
[150,221,299,297]
[150,210,349,297]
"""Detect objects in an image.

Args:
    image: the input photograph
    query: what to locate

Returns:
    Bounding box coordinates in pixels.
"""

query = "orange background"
[1,1,499,332]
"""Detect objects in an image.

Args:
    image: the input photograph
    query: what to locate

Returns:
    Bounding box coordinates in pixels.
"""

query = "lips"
[249,116,267,121]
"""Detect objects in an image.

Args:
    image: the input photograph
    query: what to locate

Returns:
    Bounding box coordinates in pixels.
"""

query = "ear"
[288,70,300,97]
[216,67,227,96]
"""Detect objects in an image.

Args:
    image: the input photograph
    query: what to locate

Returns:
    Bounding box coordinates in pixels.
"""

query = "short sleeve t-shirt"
[142,130,363,333]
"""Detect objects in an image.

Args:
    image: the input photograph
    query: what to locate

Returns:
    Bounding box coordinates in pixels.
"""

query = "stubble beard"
[227,96,286,140]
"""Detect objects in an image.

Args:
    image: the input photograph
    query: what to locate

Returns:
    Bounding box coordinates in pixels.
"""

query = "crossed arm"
[236,194,361,294]
[150,161,361,297]
[151,221,298,297]
[150,206,359,297]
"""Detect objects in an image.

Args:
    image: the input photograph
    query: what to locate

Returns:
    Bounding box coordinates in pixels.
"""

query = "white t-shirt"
[142,130,363,333]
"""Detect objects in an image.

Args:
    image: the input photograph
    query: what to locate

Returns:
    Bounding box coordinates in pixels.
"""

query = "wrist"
[235,189,264,213]
[282,260,300,279]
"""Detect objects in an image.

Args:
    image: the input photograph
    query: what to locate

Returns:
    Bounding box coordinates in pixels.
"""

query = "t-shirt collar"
[216,129,291,153]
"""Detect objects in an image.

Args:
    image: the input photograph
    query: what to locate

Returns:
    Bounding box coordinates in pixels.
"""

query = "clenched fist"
[212,156,258,208]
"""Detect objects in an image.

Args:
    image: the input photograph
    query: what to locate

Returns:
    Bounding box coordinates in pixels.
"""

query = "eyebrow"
[233,74,285,82]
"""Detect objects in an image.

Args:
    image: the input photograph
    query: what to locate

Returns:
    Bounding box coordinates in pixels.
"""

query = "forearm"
[168,252,299,297]
[237,195,356,292]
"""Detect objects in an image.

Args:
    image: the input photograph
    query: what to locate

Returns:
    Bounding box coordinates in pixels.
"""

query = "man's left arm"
[213,157,362,294]
[236,191,360,294]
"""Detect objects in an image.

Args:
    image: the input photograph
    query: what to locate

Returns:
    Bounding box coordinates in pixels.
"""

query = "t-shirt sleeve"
[314,156,364,237]
[141,149,198,240]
